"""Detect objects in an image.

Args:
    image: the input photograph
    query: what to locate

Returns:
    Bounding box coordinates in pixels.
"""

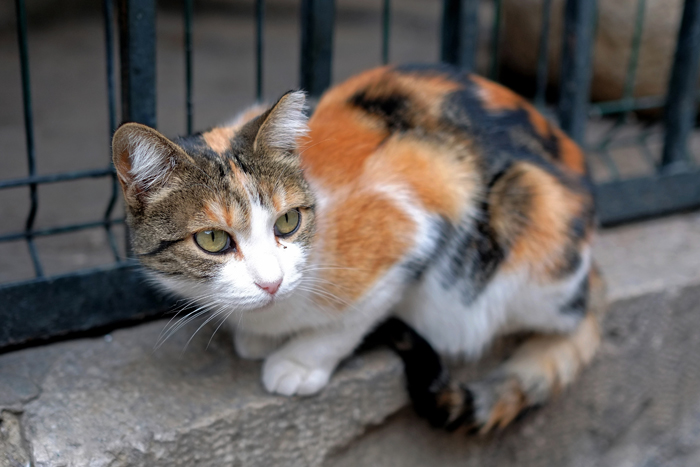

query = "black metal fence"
[1,0,700,350]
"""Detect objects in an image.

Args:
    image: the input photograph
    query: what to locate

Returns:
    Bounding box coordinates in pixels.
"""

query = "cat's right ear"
[253,91,308,154]
[112,123,183,203]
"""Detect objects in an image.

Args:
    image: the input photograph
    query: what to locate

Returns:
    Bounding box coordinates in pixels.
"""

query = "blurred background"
[1,0,700,335]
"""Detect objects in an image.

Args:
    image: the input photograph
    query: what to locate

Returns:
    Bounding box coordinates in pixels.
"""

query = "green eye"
[194,229,231,253]
[274,209,301,237]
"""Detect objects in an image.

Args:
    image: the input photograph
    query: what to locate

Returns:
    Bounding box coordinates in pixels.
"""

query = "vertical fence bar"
[381,0,391,64]
[300,0,336,98]
[15,0,44,277]
[102,0,121,261]
[534,0,553,109]
[489,0,502,80]
[184,0,194,134]
[622,0,646,103]
[118,0,157,127]
[662,0,700,170]
[256,0,265,101]
[558,0,596,144]
[440,0,479,72]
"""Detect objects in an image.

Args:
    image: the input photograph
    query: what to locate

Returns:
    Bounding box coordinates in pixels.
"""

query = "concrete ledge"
[329,284,700,467]
[2,212,700,467]
[1,324,405,467]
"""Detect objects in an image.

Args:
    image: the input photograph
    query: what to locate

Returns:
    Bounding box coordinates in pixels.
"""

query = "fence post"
[118,0,157,127]
[255,0,265,102]
[300,0,336,98]
[557,0,596,144]
[381,0,391,64]
[14,0,43,277]
[440,0,479,72]
[662,0,700,171]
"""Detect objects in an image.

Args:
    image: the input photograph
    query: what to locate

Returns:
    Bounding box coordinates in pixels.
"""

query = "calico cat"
[112,64,605,432]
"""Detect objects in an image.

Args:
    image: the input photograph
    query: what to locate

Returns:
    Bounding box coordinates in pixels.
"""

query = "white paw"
[234,331,280,360]
[262,356,331,396]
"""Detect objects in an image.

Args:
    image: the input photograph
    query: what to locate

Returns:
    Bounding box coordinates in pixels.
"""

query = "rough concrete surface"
[1,326,405,467]
[328,285,700,467]
[1,212,699,466]
[0,410,31,467]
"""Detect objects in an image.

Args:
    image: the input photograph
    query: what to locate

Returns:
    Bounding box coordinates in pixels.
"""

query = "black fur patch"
[543,121,561,161]
[139,238,184,257]
[392,64,591,196]
[349,90,412,132]
[441,202,505,306]
[556,246,583,278]
[402,218,451,282]
[552,204,594,278]
[175,134,223,161]
[361,318,454,428]
[560,275,589,316]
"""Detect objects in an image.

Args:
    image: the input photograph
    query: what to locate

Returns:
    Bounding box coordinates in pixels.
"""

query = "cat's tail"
[365,265,607,434]
[363,316,473,430]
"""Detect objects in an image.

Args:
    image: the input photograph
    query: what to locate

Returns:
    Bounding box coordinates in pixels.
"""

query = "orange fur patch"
[498,163,587,277]
[470,74,523,112]
[316,192,415,306]
[364,136,479,222]
[301,103,387,186]
[227,159,251,191]
[202,199,246,232]
[271,192,283,212]
[480,379,528,433]
[556,131,587,174]
[302,67,464,189]
[202,127,236,155]
[504,309,602,406]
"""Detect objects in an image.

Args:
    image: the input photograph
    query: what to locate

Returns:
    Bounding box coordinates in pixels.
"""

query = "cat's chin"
[245,291,294,312]
[252,301,275,312]
[249,296,275,311]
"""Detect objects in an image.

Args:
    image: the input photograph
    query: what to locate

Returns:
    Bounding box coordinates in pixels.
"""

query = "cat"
[112,63,605,433]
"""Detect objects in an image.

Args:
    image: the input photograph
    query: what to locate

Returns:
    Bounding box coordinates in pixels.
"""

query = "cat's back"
[302,64,587,185]
[300,64,594,307]
[301,64,591,229]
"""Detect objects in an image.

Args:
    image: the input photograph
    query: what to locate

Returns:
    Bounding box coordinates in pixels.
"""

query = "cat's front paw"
[262,355,331,396]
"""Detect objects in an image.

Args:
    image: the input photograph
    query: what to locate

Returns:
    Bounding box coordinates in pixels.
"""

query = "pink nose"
[256,279,282,295]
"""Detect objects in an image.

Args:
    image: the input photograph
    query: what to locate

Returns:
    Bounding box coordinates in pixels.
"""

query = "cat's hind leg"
[385,267,606,434]
[466,296,603,433]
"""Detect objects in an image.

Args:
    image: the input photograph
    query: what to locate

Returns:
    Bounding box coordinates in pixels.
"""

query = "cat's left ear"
[112,122,185,201]
[254,91,308,154]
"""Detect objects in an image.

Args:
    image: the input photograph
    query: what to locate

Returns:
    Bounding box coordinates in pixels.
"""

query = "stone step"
[2,211,700,467]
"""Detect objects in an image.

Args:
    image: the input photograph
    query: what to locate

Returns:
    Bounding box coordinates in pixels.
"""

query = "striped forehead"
[201,195,250,232]
[198,161,279,233]
[176,132,305,233]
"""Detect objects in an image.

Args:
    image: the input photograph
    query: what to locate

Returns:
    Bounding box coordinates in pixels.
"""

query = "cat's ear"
[112,123,183,198]
[254,91,308,154]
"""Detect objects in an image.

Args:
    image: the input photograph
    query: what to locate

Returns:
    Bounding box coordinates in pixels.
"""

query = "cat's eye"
[274,209,301,237]
[194,229,232,253]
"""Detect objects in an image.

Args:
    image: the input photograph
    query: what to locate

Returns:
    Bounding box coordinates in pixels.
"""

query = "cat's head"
[112,91,316,311]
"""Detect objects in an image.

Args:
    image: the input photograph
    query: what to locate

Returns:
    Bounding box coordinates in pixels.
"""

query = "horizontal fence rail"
[2,0,700,350]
